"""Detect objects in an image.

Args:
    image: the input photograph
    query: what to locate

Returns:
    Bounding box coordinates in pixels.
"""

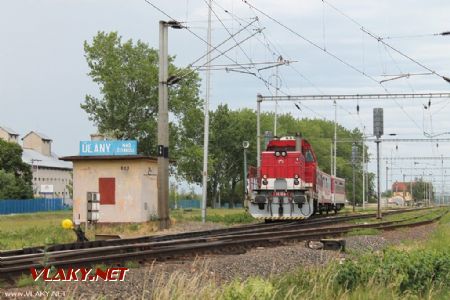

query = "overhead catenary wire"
[240,0,387,90]
[144,0,281,94]
[205,0,285,95]
[381,32,450,40]
[322,0,450,83]
[217,1,329,120]
[184,18,259,69]
[174,27,263,81]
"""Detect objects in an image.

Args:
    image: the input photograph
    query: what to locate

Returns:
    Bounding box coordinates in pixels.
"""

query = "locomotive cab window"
[305,150,314,162]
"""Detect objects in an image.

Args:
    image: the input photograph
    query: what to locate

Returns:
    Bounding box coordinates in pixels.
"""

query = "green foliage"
[217,249,450,299]
[0,139,33,199]
[172,208,254,225]
[410,178,434,202]
[335,249,450,294]
[208,105,258,207]
[15,274,39,288]
[0,224,74,250]
[192,212,255,225]
[222,277,275,300]
[0,211,74,250]
[124,260,140,268]
[81,31,203,180]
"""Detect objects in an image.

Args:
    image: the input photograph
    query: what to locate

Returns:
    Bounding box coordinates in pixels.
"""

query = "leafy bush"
[335,249,450,294]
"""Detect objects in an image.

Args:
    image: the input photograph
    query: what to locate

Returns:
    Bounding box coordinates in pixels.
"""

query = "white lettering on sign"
[82,144,91,153]
[80,140,137,156]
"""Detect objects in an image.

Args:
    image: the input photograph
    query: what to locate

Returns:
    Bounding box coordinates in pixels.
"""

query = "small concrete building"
[0,126,19,143]
[61,152,158,224]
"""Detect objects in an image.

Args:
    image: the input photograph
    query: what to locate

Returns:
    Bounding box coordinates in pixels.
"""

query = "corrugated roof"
[0,126,19,135]
[22,149,72,170]
[22,131,52,141]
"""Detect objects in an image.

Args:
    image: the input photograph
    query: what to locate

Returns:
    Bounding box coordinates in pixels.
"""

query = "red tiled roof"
[392,182,408,191]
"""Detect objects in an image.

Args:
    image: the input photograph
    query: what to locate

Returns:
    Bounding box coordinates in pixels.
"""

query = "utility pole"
[441,155,444,205]
[243,141,249,195]
[158,21,170,229]
[362,141,365,210]
[351,144,357,212]
[386,163,389,197]
[373,108,384,219]
[158,20,183,229]
[332,100,337,204]
[330,143,333,177]
[273,56,283,136]
[201,0,212,223]
[256,95,262,170]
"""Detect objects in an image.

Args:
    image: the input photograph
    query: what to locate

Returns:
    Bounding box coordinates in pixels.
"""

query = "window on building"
[99,178,116,205]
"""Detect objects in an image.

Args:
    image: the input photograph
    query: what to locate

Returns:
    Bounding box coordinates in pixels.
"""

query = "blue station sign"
[79,140,138,156]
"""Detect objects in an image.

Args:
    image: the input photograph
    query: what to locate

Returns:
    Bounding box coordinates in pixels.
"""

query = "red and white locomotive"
[247,134,345,220]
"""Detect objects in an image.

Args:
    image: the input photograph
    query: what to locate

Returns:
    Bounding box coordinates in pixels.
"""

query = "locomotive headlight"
[281,151,287,157]
[275,151,281,157]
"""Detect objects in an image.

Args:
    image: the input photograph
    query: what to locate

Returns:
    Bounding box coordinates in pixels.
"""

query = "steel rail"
[10,209,430,263]
[0,208,444,278]
[0,207,427,258]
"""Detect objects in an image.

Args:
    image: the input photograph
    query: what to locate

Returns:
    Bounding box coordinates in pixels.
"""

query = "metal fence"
[170,199,201,209]
[0,198,65,215]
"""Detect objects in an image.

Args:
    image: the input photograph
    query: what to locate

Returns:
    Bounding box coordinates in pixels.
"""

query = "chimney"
[90,133,105,141]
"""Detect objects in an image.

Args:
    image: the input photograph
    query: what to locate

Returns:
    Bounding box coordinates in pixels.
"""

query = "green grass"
[349,207,443,225]
[347,228,380,236]
[15,274,40,288]
[0,208,254,250]
[0,211,75,250]
[171,208,256,225]
[124,260,140,268]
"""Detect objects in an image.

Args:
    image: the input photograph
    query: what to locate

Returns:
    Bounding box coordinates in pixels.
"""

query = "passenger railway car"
[247,134,346,220]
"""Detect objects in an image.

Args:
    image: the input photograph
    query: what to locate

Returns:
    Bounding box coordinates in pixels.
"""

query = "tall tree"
[0,140,33,199]
[81,31,204,180]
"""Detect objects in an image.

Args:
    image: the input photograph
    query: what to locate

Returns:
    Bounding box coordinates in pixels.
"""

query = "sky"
[1,0,450,193]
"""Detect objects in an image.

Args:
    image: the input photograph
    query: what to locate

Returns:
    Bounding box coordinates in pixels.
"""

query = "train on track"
[247,134,346,220]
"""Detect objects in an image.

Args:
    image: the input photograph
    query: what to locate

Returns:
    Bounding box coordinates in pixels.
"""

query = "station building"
[0,126,73,199]
[61,138,158,224]
[0,126,19,143]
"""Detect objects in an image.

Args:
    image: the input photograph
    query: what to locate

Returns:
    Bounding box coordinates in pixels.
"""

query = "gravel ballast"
[2,223,437,299]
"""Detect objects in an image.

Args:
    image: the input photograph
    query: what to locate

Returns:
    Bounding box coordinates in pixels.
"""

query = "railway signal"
[373,108,383,219]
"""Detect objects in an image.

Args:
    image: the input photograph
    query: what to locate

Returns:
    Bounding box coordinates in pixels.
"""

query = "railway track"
[0,207,445,281]
[0,207,430,257]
